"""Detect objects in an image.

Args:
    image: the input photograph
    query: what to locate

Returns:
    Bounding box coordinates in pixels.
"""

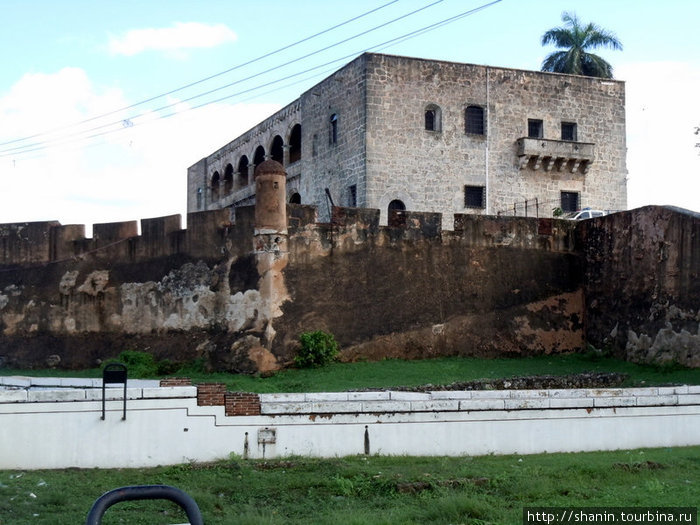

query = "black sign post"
[101,363,127,421]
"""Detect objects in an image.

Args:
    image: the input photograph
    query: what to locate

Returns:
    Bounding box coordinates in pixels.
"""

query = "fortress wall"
[275,208,583,363]
[582,206,700,367]
[0,204,696,370]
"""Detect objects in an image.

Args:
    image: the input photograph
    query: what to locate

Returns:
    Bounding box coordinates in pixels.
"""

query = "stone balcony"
[517,137,595,174]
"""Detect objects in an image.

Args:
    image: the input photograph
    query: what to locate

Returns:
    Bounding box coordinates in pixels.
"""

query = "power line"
[0,0,400,149]
[1,0,503,159]
[1,0,447,158]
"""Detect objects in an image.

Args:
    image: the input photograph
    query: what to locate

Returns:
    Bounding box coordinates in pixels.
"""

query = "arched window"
[271,135,284,164]
[289,192,301,204]
[465,105,485,135]
[424,104,441,132]
[388,199,406,227]
[223,163,234,194]
[289,124,302,163]
[253,145,266,167]
[237,156,249,188]
[329,113,338,145]
[211,171,221,201]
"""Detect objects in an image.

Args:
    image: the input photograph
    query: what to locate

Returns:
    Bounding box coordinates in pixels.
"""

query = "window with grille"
[561,122,577,141]
[561,191,579,212]
[465,106,485,135]
[528,119,543,138]
[464,185,486,208]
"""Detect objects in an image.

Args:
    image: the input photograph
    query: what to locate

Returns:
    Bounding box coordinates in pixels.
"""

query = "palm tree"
[541,12,622,78]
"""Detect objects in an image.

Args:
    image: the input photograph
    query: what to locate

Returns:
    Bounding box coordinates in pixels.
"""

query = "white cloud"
[0,68,280,233]
[618,61,700,212]
[108,22,237,57]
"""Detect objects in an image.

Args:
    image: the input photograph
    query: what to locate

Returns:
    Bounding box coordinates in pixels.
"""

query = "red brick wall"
[225,392,261,416]
[197,383,226,406]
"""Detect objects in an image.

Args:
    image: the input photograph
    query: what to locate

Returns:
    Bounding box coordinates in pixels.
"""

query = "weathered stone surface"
[0,205,697,371]
[582,206,699,367]
[188,53,627,228]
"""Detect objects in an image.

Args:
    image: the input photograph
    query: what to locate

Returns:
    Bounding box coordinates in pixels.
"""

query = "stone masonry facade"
[188,53,627,228]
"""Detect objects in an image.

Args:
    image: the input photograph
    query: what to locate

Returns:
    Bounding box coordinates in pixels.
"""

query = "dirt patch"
[351,372,629,392]
[613,461,666,472]
[396,477,490,493]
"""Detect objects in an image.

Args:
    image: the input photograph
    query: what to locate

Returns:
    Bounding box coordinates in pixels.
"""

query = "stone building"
[187,53,627,227]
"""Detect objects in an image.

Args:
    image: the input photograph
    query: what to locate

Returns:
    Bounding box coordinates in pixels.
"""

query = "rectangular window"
[329,114,338,145]
[561,122,577,141]
[348,184,357,207]
[465,106,485,135]
[528,119,543,138]
[425,110,435,131]
[464,185,486,209]
[560,191,579,212]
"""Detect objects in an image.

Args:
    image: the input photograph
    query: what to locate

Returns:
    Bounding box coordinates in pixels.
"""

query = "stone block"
[27,377,62,387]
[311,402,361,413]
[389,391,432,401]
[459,399,505,411]
[586,389,627,397]
[509,389,549,399]
[657,386,681,396]
[549,398,594,409]
[593,397,636,407]
[469,391,509,399]
[28,389,86,402]
[260,402,309,415]
[347,392,390,401]
[429,391,473,400]
[305,392,349,402]
[84,388,143,401]
[260,393,306,403]
[361,401,412,413]
[677,394,700,405]
[59,378,101,388]
[548,389,589,398]
[0,389,28,403]
[141,386,197,399]
[410,400,460,411]
[635,395,678,406]
[0,377,31,387]
[505,398,550,410]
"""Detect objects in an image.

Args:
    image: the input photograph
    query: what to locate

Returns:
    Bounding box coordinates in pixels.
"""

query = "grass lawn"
[2,353,699,393]
[0,447,698,524]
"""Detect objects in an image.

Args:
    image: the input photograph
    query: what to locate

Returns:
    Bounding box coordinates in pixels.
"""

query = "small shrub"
[103,350,159,377]
[295,331,339,368]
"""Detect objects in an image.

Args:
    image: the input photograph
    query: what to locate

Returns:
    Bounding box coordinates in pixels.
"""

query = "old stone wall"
[582,206,700,367]
[274,206,583,364]
[0,204,584,370]
[297,55,368,219]
[1,205,696,371]
[188,53,627,230]
[363,54,627,226]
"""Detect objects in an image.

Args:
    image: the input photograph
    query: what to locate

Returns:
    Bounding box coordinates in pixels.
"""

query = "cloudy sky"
[1,0,698,231]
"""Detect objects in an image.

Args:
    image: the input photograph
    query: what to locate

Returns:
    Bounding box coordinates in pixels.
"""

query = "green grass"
[0,447,698,524]
[2,354,699,392]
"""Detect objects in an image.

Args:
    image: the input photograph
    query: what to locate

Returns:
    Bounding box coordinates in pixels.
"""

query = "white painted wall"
[1,378,699,470]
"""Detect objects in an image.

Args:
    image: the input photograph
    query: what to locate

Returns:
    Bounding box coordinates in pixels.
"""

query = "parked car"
[565,208,606,220]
